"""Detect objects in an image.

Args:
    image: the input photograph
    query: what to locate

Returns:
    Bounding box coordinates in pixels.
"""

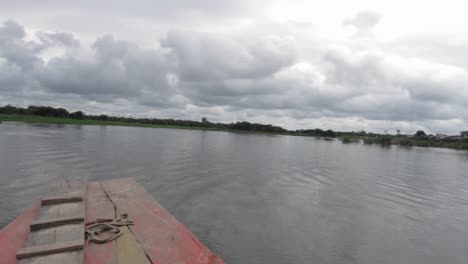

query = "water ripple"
[1,122,468,264]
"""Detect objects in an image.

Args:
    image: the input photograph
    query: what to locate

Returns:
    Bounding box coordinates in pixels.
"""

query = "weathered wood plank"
[55,224,84,244]
[23,224,84,248]
[48,180,71,195]
[0,203,40,264]
[116,226,151,264]
[84,182,117,264]
[24,227,55,247]
[36,205,59,220]
[67,179,85,192]
[58,202,85,218]
[18,180,86,264]
[41,192,83,205]
[19,252,83,264]
[31,216,84,231]
[101,178,225,264]
[36,202,84,220]
[17,240,84,259]
[48,179,84,195]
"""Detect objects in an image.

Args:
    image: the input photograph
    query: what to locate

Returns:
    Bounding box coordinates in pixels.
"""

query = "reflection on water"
[1,122,468,264]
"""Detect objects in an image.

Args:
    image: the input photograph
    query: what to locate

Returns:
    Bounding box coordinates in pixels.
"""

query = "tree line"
[4,105,465,139]
[0,105,288,133]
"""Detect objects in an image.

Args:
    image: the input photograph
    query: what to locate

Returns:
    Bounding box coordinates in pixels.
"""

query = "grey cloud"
[0,20,25,39]
[38,35,178,107]
[162,30,297,81]
[0,58,24,91]
[1,20,468,133]
[320,46,468,121]
[0,20,44,70]
[38,56,132,98]
[92,36,131,61]
[0,22,179,108]
[37,31,80,47]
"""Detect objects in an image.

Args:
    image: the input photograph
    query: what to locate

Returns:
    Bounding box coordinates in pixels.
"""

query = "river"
[1,122,468,263]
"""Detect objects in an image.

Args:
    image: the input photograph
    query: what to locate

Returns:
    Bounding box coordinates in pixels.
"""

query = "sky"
[1,0,468,134]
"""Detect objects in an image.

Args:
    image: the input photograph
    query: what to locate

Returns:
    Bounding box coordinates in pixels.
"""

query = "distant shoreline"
[0,114,280,134]
[2,114,468,151]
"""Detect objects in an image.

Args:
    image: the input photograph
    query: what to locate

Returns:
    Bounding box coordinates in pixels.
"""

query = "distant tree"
[415,130,426,137]
[70,111,85,119]
[324,129,336,138]
[378,136,392,145]
[461,131,468,137]
[356,130,367,136]
[54,108,69,118]
[0,105,20,114]
[1,104,292,133]
[27,106,69,118]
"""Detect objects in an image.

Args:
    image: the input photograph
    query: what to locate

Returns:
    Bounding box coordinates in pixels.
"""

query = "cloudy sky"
[1,0,467,134]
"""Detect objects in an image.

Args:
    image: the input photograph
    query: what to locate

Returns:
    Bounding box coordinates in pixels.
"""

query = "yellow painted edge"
[117,227,151,264]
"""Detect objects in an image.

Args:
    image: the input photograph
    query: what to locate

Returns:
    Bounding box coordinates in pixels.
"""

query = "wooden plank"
[116,227,151,264]
[18,180,86,264]
[36,202,84,220]
[30,216,84,231]
[36,205,59,220]
[24,227,55,247]
[58,202,85,218]
[48,179,84,195]
[24,224,84,248]
[48,180,71,195]
[41,192,83,205]
[19,252,83,264]
[0,203,40,264]
[101,178,225,264]
[55,224,84,243]
[84,182,117,264]
[17,240,84,259]
[67,179,85,192]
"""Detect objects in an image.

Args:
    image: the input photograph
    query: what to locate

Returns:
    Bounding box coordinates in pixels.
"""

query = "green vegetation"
[1,104,468,151]
[393,137,468,150]
[296,128,337,137]
[378,136,392,145]
[362,136,392,145]
[397,138,414,147]
[415,130,426,136]
[0,114,229,131]
[340,135,360,143]
[361,135,468,150]
[0,105,286,134]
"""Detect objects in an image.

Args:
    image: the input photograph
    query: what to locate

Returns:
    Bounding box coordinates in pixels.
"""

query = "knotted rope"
[85,213,133,243]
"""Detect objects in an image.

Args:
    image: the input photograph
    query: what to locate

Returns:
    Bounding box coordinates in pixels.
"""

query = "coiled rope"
[85,213,133,243]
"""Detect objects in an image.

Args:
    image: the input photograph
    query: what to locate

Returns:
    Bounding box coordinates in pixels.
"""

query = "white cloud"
[344,11,382,37]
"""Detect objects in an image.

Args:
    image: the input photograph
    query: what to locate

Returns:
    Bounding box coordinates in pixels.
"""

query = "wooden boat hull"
[0,178,225,264]
[0,204,40,264]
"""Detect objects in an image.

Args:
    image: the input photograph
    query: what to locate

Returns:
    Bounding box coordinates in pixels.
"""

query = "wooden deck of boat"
[0,178,224,264]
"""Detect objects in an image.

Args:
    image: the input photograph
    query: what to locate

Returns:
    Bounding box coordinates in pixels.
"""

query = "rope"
[85,213,133,243]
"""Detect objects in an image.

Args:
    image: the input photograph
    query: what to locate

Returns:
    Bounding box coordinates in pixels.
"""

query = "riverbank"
[0,114,232,131]
[339,135,468,150]
[2,114,468,151]
[0,114,286,136]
